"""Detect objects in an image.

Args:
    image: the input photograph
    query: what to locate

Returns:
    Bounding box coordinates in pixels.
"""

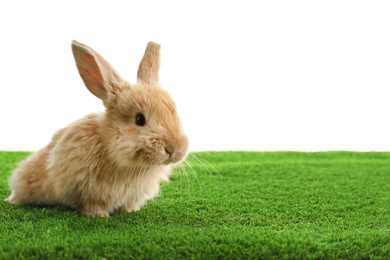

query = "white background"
[1,1,389,152]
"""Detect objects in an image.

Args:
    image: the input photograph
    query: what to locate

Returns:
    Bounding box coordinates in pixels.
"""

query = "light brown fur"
[5,41,189,217]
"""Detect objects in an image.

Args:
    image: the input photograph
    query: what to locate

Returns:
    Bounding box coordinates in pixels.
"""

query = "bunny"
[5,40,189,217]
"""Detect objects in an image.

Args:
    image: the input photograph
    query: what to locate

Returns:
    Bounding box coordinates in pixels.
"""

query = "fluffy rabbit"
[5,40,189,217]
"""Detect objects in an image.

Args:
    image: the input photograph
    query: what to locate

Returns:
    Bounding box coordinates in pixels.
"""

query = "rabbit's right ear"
[71,40,124,100]
[137,42,161,84]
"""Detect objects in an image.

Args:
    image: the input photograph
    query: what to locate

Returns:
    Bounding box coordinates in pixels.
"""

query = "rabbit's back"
[6,113,102,206]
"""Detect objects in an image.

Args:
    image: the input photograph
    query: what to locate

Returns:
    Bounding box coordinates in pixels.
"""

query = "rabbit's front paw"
[80,204,109,218]
[117,205,140,213]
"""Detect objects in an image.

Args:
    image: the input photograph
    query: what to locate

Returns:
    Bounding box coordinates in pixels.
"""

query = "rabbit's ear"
[137,42,161,84]
[71,40,124,100]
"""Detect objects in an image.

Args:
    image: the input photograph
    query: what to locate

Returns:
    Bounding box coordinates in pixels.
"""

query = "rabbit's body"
[7,113,171,217]
[5,41,188,217]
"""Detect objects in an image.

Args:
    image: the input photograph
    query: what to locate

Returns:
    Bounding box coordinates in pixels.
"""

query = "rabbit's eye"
[135,113,146,126]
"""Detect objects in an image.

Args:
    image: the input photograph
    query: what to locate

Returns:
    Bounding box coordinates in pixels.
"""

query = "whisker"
[188,152,221,177]
[183,159,201,188]
[174,162,185,194]
[134,154,148,205]
[177,161,192,196]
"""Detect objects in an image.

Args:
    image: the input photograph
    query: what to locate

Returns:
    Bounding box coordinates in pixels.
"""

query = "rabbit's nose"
[165,146,173,158]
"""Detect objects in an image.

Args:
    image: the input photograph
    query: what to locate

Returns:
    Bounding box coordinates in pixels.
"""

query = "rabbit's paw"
[80,204,109,218]
[117,205,140,213]
[4,192,21,205]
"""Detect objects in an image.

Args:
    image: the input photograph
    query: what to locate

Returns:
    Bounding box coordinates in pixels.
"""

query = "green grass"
[0,151,389,259]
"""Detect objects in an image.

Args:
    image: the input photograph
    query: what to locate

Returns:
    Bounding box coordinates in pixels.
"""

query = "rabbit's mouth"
[136,136,189,166]
[163,149,188,165]
[163,157,179,165]
[132,147,186,166]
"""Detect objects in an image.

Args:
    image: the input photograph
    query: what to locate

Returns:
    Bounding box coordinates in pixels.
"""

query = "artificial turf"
[0,151,389,259]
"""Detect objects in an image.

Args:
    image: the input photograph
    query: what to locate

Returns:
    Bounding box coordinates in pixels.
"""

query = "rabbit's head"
[72,41,189,167]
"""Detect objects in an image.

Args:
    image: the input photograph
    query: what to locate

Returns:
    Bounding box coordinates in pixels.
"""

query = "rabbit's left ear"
[72,40,124,100]
[137,42,161,84]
